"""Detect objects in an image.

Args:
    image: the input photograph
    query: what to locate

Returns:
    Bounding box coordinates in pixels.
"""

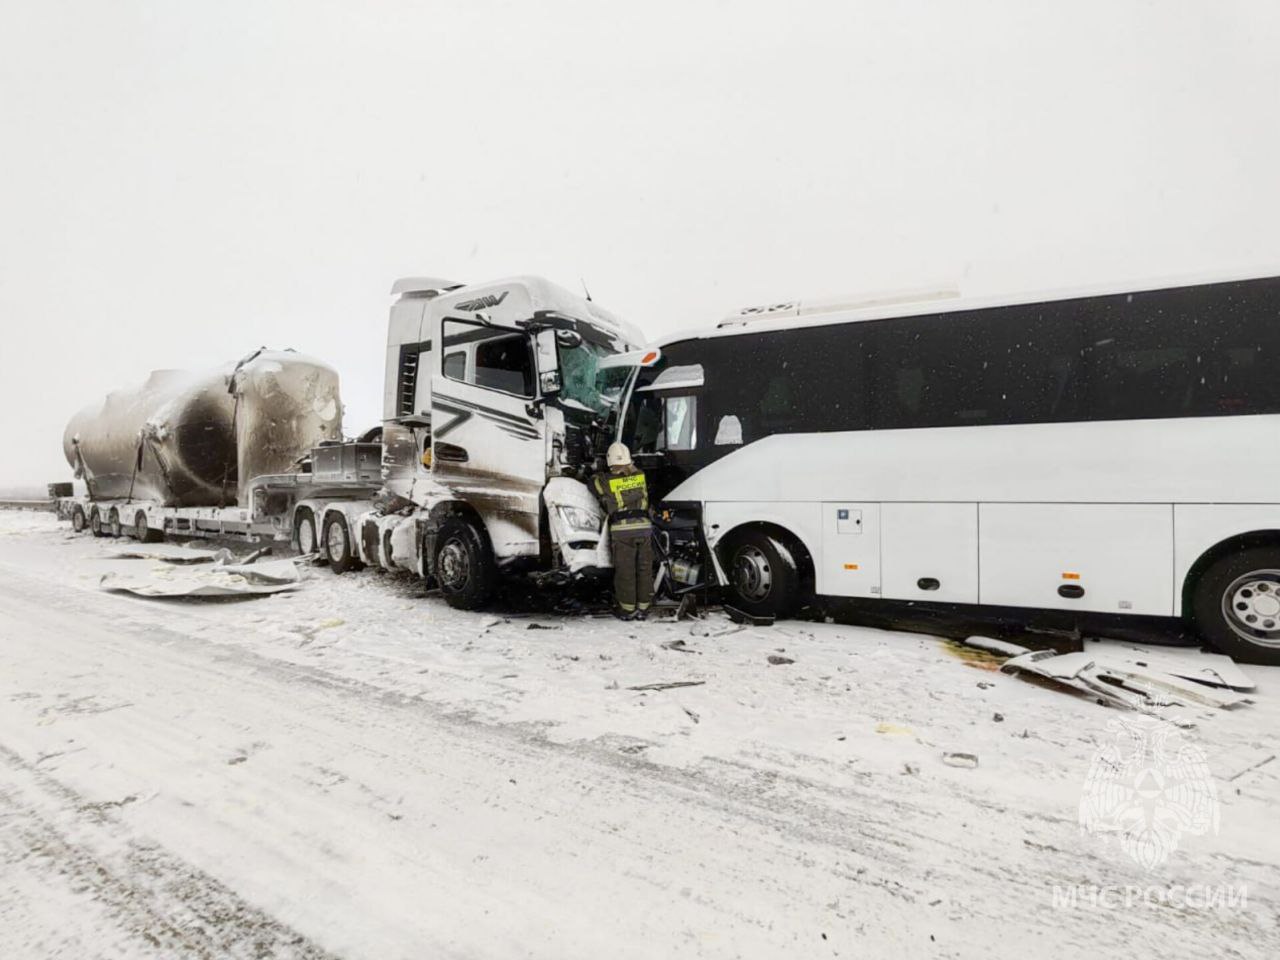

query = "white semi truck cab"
[297,275,645,607]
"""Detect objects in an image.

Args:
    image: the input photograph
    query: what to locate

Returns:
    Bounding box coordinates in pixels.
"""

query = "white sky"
[2,0,1279,489]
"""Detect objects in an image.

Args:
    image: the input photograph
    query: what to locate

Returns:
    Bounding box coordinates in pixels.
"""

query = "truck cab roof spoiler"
[391,277,466,297]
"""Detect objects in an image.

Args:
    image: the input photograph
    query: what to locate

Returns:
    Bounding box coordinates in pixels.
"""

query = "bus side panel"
[1174,505,1280,615]
[819,502,881,598]
[881,502,979,604]
[978,503,1173,616]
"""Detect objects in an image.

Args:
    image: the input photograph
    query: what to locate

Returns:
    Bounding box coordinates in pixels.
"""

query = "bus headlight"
[556,505,601,532]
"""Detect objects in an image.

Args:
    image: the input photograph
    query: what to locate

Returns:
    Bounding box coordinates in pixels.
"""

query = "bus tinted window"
[1079,282,1280,421]
[635,277,1280,459]
[870,299,1082,429]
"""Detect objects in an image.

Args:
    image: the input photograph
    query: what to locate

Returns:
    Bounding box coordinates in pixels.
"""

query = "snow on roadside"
[2,510,1278,886]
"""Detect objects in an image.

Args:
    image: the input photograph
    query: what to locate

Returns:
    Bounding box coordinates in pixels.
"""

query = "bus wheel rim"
[438,538,470,590]
[1222,570,1280,648]
[732,545,772,602]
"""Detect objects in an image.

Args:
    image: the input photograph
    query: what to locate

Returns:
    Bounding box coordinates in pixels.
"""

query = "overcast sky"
[2,0,1279,489]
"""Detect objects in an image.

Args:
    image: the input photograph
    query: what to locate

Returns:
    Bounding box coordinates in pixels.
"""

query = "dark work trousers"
[611,525,654,613]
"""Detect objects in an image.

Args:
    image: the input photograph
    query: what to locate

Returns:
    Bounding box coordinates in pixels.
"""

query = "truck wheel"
[89,507,104,537]
[1190,546,1280,666]
[323,513,363,574]
[720,528,800,620]
[71,505,87,533]
[106,507,122,538]
[434,517,496,610]
[132,510,162,543]
[295,509,320,559]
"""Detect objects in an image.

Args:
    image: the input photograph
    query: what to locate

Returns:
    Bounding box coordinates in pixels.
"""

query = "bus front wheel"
[721,528,800,620]
[1190,546,1280,666]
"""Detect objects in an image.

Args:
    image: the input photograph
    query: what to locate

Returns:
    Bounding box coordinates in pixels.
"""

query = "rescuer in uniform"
[593,442,654,619]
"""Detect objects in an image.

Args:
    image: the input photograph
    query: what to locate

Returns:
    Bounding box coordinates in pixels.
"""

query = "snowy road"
[1,512,1277,958]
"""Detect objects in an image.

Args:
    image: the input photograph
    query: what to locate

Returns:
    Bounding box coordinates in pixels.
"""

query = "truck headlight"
[556,505,601,532]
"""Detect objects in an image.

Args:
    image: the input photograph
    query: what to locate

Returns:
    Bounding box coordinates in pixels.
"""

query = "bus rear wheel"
[434,517,495,610]
[71,505,87,533]
[323,513,363,574]
[89,507,104,537]
[720,528,800,620]
[1190,546,1280,666]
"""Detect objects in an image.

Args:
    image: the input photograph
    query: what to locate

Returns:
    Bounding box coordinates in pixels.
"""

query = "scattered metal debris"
[626,681,706,691]
[766,655,795,666]
[725,605,774,626]
[941,752,979,769]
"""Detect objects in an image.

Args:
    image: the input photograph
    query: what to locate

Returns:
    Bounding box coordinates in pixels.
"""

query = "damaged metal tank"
[63,349,343,507]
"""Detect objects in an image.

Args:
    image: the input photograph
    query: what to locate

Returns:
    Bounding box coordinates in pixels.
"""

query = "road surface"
[1,513,1277,958]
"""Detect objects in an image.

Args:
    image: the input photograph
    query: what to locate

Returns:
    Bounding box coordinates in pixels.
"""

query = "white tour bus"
[615,272,1280,664]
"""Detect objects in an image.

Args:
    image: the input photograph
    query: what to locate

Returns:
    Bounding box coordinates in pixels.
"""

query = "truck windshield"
[559,338,624,415]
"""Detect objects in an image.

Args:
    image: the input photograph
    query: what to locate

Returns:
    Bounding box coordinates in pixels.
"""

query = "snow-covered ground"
[0,510,1276,958]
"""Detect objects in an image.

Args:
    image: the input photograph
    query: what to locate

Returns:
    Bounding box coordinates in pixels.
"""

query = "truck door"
[430,318,547,548]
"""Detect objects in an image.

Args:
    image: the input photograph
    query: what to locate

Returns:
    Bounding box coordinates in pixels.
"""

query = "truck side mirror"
[534,329,562,395]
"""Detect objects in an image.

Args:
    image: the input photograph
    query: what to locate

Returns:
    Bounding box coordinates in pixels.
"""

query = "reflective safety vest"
[592,468,651,532]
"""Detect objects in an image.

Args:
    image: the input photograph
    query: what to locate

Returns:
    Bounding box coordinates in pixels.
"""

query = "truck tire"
[132,510,162,543]
[720,528,800,620]
[71,504,87,533]
[434,516,496,610]
[107,507,123,538]
[89,507,104,537]
[1189,546,1280,666]
[323,513,363,574]
[295,508,320,559]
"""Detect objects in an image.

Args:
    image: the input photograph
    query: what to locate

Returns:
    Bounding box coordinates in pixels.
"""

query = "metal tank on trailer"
[63,349,344,507]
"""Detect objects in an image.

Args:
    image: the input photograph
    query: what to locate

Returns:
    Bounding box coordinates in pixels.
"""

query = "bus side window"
[664,396,697,450]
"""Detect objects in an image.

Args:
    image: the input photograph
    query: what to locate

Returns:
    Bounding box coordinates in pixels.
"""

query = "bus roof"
[650,265,1280,350]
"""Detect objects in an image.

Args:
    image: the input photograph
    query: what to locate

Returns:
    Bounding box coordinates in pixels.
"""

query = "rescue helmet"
[606,442,632,468]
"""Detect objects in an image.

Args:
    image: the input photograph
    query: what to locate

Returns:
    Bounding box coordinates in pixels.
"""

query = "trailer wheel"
[89,507,104,537]
[71,504,87,533]
[1189,546,1280,666]
[434,517,496,610]
[106,507,123,538]
[132,510,162,543]
[323,513,363,574]
[719,528,800,620]
[295,508,320,558]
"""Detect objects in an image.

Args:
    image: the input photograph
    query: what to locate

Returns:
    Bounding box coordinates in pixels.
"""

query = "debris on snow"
[1000,648,1255,715]
[960,635,1032,658]
[767,654,795,666]
[626,681,706,691]
[941,752,979,769]
[106,544,225,564]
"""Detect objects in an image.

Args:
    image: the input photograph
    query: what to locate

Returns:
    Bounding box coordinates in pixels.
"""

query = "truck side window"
[443,350,466,382]
[441,320,535,398]
[474,333,535,397]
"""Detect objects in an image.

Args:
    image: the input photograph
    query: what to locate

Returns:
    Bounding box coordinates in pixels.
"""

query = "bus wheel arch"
[1184,530,1280,666]
[716,522,815,619]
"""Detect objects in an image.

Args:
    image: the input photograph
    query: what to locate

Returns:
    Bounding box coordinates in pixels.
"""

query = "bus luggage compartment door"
[977,503,1173,615]
[880,502,978,604]
[820,503,881,598]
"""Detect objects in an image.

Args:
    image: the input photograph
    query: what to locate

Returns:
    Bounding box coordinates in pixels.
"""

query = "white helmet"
[606,442,632,468]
